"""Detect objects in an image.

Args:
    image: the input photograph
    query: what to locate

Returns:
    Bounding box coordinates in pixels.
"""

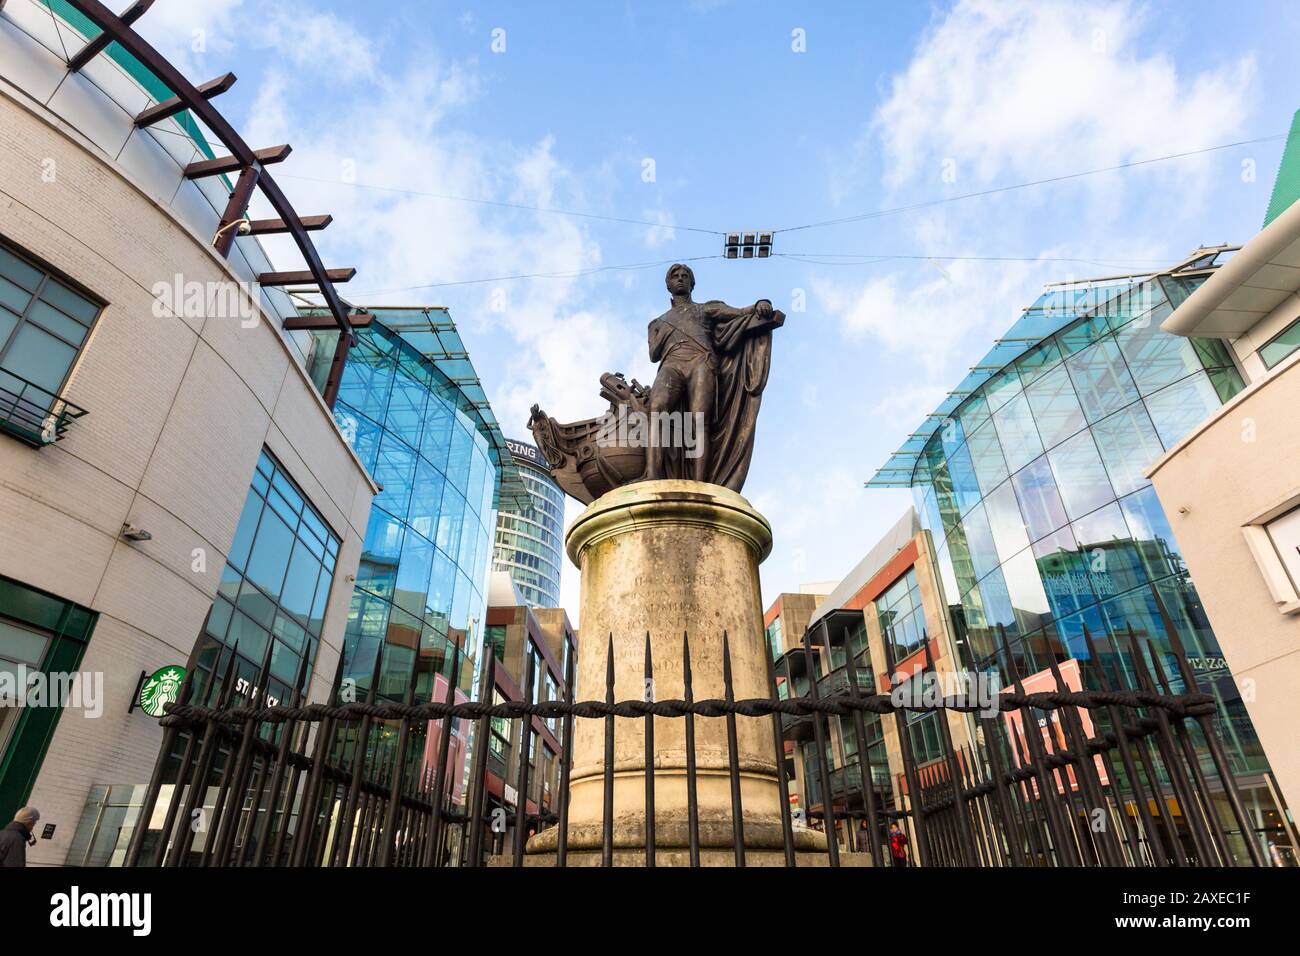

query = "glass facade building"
[305,308,529,707]
[870,253,1283,861]
[492,439,564,609]
[193,449,341,707]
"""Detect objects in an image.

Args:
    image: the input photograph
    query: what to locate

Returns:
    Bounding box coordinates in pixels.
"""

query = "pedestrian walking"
[888,821,910,868]
[0,807,39,867]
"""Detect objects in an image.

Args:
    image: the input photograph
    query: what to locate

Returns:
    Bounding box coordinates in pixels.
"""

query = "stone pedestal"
[528,479,821,855]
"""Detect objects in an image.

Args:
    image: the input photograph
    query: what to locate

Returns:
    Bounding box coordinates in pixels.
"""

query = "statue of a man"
[645,263,784,490]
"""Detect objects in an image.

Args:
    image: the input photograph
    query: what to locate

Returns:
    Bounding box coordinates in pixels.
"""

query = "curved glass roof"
[867,251,1231,489]
[298,305,530,513]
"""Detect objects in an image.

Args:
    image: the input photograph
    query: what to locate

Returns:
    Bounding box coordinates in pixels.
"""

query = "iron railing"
[0,371,87,446]
[121,591,1266,868]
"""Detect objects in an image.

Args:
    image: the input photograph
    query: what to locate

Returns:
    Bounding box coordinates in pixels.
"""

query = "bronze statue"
[529,264,784,504]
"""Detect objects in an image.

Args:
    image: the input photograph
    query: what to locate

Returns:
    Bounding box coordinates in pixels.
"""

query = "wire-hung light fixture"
[724,231,773,259]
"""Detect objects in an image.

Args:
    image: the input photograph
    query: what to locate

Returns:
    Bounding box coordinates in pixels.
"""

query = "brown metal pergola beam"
[245,214,333,235]
[259,268,356,286]
[134,72,236,127]
[66,0,154,72]
[65,0,355,404]
[185,145,291,179]
[214,166,259,258]
[64,1,353,349]
[282,312,374,331]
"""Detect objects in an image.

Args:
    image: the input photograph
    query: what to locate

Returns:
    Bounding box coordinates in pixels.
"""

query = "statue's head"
[665,263,695,297]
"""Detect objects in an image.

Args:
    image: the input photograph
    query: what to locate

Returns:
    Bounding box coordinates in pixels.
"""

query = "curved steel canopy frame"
[62,0,358,401]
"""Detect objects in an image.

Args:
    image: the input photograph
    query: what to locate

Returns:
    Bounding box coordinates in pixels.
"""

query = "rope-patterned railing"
[159,686,1218,728]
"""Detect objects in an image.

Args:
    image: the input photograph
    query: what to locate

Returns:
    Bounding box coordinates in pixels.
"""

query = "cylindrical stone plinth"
[529,479,820,853]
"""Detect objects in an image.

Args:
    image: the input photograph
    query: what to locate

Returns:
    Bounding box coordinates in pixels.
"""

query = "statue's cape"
[708,306,785,491]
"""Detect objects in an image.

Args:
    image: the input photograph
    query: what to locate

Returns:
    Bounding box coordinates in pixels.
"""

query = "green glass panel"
[955,390,991,437]
[39,279,98,324]
[225,611,270,665]
[1119,486,1187,583]
[236,578,277,629]
[1071,503,1145,598]
[1190,336,1237,369]
[1259,317,1300,369]
[359,508,403,600]
[0,247,42,292]
[372,434,417,520]
[394,531,434,620]
[961,503,1001,581]
[1001,548,1051,636]
[244,510,295,600]
[270,640,300,685]
[0,307,18,351]
[308,565,331,636]
[0,323,76,395]
[227,493,264,572]
[279,539,325,627]
[0,277,32,315]
[1011,455,1069,542]
[1208,367,1244,403]
[991,392,1043,473]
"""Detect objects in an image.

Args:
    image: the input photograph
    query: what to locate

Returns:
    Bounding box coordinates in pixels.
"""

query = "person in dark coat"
[0,807,39,867]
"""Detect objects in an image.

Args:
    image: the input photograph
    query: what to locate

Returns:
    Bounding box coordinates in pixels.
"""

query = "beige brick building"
[0,1,375,864]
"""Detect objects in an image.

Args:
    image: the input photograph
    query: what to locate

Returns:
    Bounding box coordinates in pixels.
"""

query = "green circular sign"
[139,665,186,718]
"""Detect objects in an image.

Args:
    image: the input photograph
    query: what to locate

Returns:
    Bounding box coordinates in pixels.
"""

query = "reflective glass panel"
[1142,373,1222,448]
[1046,430,1115,521]
[1024,363,1086,450]
[991,392,1043,473]
[1065,338,1140,423]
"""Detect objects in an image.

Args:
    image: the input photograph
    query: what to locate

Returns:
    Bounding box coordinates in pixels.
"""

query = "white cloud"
[819,0,1257,379]
[233,38,638,433]
[177,2,656,619]
[874,0,1256,194]
[139,0,376,82]
[641,205,677,248]
[813,257,1042,374]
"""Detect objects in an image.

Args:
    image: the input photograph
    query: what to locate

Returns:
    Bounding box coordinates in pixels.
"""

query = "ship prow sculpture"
[528,263,785,504]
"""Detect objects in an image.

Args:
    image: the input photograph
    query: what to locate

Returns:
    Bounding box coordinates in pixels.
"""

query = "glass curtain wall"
[318,315,504,843]
[194,449,340,708]
[330,318,499,708]
[906,275,1282,861]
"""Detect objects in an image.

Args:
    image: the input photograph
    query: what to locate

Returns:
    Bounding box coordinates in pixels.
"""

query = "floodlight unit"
[724,231,773,259]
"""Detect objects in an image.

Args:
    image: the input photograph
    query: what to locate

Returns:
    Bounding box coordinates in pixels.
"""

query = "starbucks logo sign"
[138,665,186,718]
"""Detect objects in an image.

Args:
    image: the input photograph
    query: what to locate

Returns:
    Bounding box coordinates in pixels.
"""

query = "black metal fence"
[122,610,1264,868]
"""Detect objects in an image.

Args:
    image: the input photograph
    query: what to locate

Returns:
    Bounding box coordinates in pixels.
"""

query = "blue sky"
[137,0,1300,619]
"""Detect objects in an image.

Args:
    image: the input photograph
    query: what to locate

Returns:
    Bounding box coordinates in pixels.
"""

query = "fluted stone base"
[528,479,823,856]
